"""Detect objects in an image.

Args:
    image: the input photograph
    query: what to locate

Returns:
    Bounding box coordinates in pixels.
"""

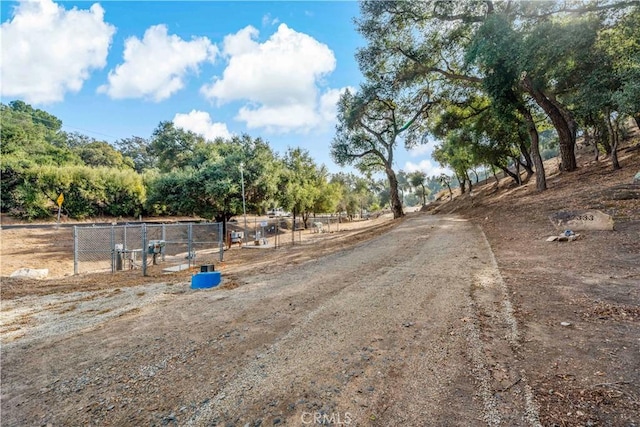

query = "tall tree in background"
[213,134,282,215]
[409,171,429,206]
[279,148,321,238]
[396,170,410,207]
[115,136,156,172]
[73,140,133,169]
[466,14,547,190]
[331,172,379,218]
[331,82,435,219]
[149,121,207,172]
[146,134,282,237]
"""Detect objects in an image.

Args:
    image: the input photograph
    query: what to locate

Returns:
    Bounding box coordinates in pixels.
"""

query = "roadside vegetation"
[1,101,442,223]
[332,0,639,216]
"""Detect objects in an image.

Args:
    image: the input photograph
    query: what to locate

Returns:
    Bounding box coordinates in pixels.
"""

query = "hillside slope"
[428,131,640,425]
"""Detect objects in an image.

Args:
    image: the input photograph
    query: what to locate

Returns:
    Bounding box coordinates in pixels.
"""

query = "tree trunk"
[517,138,534,179]
[215,212,228,237]
[292,208,297,245]
[598,118,612,155]
[458,174,467,194]
[606,112,621,170]
[611,140,620,170]
[586,126,600,161]
[521,107,546,191]
[499,165,521,185]
[385,166,404,219]
[443,180,453,200]
[521,76,576,171]
[516,157,533,181]
[634,113,640,130]
[492,166,499,186]
[513,158,522,185]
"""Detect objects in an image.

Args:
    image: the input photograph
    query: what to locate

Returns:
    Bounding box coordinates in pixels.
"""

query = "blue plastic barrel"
[191,271,221,289]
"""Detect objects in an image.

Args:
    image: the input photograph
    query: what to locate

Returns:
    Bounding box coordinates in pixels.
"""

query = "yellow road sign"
[57,193,64,207]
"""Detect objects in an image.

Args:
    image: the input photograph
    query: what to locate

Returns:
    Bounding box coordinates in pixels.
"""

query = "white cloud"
[200,23,340,133]
[98,24,217,102]
[0,0,115,104]
[405,159,450,178]
[405,140,451,177]
[173,110,232,140]
[319,87,353,123]
[219,26,259,57]
[408,144,433,157]
[235,86,352,133]
[261,13,280,27]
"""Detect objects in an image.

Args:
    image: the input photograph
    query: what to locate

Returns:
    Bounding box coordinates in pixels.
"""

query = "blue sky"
[1,0,446,176]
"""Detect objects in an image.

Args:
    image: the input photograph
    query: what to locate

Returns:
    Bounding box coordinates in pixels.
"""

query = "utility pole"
[240,162,247,246]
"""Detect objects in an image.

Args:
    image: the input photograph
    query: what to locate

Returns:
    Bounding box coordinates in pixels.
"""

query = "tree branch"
[397,100,434,134]
[359,119,391,152]
[431,3,486,23]
[395,46,483,84]
[521,1,640,18]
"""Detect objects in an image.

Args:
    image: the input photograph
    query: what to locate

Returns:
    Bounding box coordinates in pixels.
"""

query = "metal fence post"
[162,224,166,261]
[219,222,224,262]
[110,225,115,273]
[142,223,148,277]
[73,226,78,275]
[187,223,193,268]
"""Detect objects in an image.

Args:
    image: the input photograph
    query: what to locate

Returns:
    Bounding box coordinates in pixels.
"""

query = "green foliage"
[8,100,62,132]
[115,136,156,172]
[425,175,444,200]
[73,140,133,169]
[8,165,145,220]
[145,134,284,222]
[313,180,342,215]
[355,0,638,179]
[2,102,341,224]
[278,148,321,220]
[1,103,79,167]
[149,121,208,172]
[408,171,429,206]
[330,172,378,216]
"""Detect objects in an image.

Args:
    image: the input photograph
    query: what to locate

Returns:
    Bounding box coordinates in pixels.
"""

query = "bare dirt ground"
[2,213,536,426]
[1,135,639,426]
[426,135,640,426]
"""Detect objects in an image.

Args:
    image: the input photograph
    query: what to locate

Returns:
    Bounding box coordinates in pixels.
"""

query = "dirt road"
[2,214,539,426]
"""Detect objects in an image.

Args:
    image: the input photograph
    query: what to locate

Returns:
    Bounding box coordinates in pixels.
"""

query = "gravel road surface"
[1,214,540,426]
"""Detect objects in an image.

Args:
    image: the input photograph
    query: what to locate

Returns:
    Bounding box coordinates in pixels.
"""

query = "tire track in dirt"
[0,283,189,349]
[2,213,541,426]
[186,215,541,426]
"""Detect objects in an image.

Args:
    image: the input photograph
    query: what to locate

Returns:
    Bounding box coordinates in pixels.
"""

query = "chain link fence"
[225,216,342,249]
[74,222,223,276]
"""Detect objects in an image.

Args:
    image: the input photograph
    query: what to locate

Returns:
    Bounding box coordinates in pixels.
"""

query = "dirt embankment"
[426,137,640,426]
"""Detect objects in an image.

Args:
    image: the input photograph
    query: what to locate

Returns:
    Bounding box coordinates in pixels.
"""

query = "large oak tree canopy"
[331,82,435,219]
[353,0,639,183]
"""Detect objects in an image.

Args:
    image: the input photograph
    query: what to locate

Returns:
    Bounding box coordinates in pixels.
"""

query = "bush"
[6,165,146,220]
